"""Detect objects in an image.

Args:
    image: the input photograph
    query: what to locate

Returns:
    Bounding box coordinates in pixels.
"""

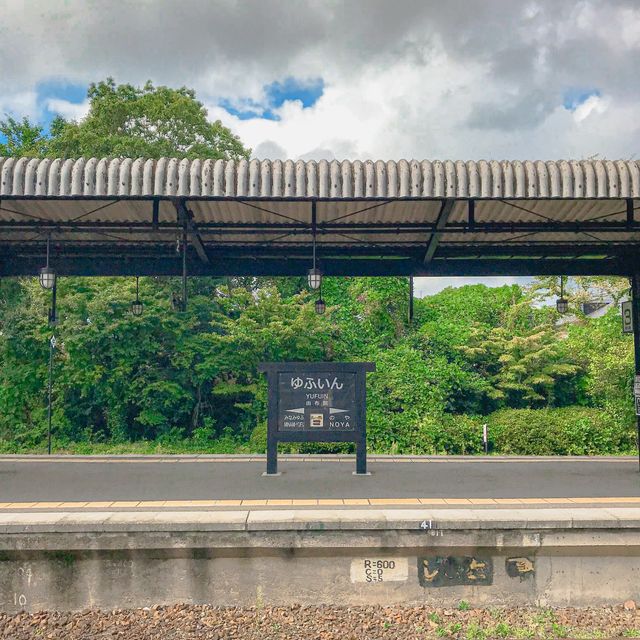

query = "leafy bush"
[415,414,484,455]
[486,407,635,455]
[248,421,267,453]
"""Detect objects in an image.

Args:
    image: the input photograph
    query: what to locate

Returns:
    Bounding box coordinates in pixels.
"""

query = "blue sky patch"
[36,80,88,130]
[1,80,88,144]
[220,77,324,120]
[563,88,600,111]
[266,77,324,109]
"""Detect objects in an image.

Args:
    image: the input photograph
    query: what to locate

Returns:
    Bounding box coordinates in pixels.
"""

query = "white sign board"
[350,558,408,583]
[622,301,634,334]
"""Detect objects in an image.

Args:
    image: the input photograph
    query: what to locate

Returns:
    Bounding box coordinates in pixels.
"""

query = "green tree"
[324,277,411,359]
[528,275,629,311]
[0,277,330,450]
[48,78,249,159]
[460,323,581,408]
[564,307,634,424]
[0,116,49,156]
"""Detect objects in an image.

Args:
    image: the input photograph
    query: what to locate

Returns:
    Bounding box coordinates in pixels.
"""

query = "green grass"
[1,435,636,457]
[512,627,536,639]
[549,622,568,638]
[0,437,251,456]
[492,622,512,638]
[465,622,486,639]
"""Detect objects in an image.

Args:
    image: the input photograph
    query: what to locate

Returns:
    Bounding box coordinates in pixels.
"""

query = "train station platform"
[1,455,639,612]
[0,454,638,508]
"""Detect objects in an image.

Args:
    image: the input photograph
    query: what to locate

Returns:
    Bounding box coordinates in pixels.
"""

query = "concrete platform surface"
[0,455,638,507]
[1,506,640,534]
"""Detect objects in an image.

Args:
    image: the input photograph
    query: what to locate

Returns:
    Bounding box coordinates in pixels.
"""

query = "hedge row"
[485,407,635,456]
[248,406,636,456]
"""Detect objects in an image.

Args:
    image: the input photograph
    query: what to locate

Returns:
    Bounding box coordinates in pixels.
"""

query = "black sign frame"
[258,362,376,475]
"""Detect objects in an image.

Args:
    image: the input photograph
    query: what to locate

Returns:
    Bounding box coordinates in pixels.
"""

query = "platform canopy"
[1,157,639,277]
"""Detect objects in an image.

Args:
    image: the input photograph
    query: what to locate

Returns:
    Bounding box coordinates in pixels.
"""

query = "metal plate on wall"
[418,556,493,587]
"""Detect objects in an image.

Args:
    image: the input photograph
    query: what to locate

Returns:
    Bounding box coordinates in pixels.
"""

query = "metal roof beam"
[174,200,209,264]
[0,255,633,278]
[2,220,640,234]
[423,199,455,263]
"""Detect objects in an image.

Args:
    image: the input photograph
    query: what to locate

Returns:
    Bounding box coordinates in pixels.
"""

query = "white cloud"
[572,94,609,123]
[44,98,90,121]
[0,90,38,121]
[1,0,639,161]
[414,277,530,298]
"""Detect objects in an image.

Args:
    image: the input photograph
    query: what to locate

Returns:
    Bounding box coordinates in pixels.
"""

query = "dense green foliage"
[0,117,49,157]
[0,79,249,160]
[0,275,635,455]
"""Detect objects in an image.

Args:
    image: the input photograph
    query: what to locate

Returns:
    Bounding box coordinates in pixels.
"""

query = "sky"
[1,0,638,296]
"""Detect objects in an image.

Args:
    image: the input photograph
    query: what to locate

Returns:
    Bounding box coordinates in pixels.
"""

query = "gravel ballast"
[1,604,640,639]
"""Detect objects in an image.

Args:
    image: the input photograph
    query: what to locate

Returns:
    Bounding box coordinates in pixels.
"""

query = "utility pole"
[408,276,414,323]
[46,278,57,455]
[632,275,640,472]
[47,334,56,455]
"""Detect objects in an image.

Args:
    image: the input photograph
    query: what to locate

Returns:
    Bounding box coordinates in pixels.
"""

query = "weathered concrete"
[0,508,639,611]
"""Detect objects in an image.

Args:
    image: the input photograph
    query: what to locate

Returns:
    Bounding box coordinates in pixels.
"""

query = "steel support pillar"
[408,276,414,323]
[632,275,640,471]
[47,335,54,455]
[182,223,188,311]
[46,281,57,455]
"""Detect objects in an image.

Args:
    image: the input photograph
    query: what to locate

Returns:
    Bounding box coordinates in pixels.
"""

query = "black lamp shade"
[130,299,144,316]
[39,266,56,290]
[307,268,322,290]
[315,298,326,315]
[556,298,569,314]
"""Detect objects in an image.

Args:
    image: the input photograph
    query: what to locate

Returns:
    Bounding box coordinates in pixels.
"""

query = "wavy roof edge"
[1,157,639,199]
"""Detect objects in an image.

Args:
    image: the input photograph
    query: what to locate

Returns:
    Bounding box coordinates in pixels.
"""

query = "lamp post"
[47,335,56,455]
[556,275,569,314]
[307,221,322,290]
[130,276,143,316]
[40,236,57,455]
[39,236,56,291]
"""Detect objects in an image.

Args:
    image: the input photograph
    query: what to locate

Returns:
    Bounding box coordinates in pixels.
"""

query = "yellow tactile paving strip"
[0,497,639,510]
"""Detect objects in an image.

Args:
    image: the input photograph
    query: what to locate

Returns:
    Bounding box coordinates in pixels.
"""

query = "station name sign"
[279,373,356,432]
[258,362,375,475]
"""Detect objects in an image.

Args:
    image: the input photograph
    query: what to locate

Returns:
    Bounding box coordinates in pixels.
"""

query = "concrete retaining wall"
[0,508,638,611]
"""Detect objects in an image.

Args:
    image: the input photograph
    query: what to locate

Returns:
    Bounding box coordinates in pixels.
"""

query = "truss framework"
[1,197,640,277]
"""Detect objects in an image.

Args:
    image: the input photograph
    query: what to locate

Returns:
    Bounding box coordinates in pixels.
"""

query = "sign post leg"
[266,438,278,475]
[355,438,367,475]
[632,275,640,472]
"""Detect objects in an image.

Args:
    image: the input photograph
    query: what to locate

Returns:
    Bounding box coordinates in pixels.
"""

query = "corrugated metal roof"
[2,157,639,199]
[2,157,640,277]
